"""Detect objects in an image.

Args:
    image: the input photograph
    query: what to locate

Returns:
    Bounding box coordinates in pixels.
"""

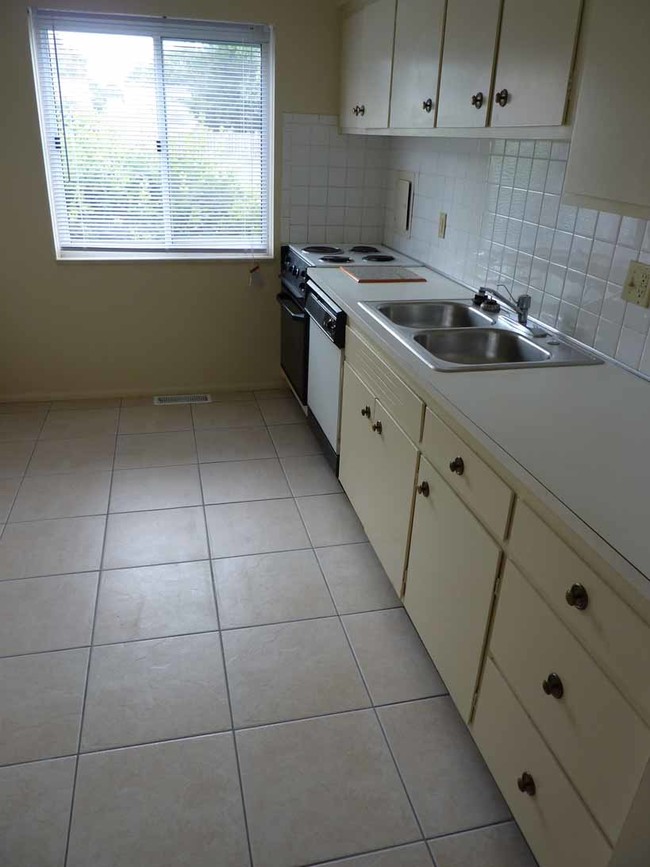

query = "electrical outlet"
[622,260,650,307]
[438,212,447,239]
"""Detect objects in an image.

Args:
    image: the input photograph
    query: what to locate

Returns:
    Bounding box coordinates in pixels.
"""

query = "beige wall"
[0,0,340,400]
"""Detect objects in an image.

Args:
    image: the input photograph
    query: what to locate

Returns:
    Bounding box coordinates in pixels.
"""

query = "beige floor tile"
[0,442,34,479]
[209,390,255,402]
[237,710,420,867]
[343,609,446,704]
[378,698,510,837]
[297,493,367,546]
[214,549,335,629]
[224,618,369,727]
[268,423,323,457]
[118,405,192,435]
[81,633,230,751]
[103,507,207,570]
[27,436,115,475]
[428,822,537,867]
[0,401,50,414]
[0,648,88,765]
[0,412,46,442]
[114,431,197,469]
[51,398,121,411]
[254,386,291,400]
[322,844,434,867]
[110,465,202,512]
[119,396,157,407]
[9,471,111,522]
[281,454,342,496]
[196,426,275,463]
[40,409,119,440]
[94,561,217,644]
[0,478,20,522]
[0,757,76,867]
[206,498,309,558]
[192,401,264,430]
[200,458,290,504]
[316,543,401,615]
[68,734,248,867]
[258,397,306,426]
[0,573,98,656]
[0,515,105,581]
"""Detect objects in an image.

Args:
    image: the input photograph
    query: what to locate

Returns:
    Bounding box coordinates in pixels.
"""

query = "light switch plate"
[622,260,650,307]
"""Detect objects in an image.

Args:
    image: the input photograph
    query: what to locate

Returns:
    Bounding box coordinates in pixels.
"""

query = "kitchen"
[1,1,650,866]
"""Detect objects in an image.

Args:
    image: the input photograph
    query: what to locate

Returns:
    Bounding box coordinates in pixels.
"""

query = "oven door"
[277,291,308,405]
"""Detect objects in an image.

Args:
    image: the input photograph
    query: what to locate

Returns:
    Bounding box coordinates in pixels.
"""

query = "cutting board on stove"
[340,265,426,283]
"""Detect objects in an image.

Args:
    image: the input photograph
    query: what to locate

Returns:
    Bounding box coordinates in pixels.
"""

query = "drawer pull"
[517,772,536,797]
[372,421,383,435]
[471,92,484,109]
[565,583,589,611]
[542,672,564,700]
[416,481,430,497]
[360,406,371,418]
[449,456,465,475]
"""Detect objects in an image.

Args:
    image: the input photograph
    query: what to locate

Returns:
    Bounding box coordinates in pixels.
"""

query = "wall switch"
[438,212,447,239]
[622,260,650,307]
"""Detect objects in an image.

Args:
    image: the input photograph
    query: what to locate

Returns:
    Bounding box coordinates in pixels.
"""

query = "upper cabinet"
[389,0,446,129]
[341,0,397,130]
[491,0,582,128]
[563,0,650,219]
[436,0,501,128]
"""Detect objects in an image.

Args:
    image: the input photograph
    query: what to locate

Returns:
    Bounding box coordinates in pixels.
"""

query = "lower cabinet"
[339,362,419,593]
[403,455,501,720]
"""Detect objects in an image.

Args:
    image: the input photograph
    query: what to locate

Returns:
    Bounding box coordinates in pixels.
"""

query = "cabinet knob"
[542,672,564,700]
[422,98,433,113]
[449,456,465,475]
[372,420,383,434]
[495,88,509,107]
[565,583,589,611]
[470,92,484,109]
[417,481,430,497]
[517,772,536,797]
[358,104,366,116]
[360,405,371,418]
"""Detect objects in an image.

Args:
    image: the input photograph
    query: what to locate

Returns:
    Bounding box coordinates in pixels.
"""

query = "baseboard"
[0,379,288,403]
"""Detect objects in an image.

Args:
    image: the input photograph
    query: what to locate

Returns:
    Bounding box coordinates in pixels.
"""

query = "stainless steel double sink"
[359,299,603,371]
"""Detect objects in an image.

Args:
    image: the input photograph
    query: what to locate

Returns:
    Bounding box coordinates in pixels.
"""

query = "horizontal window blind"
[29,10,272,256]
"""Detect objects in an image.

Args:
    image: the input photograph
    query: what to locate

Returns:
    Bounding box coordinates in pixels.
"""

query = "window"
[29,10,273,259]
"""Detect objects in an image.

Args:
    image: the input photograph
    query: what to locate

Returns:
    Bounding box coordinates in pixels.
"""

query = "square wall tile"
[206,498,309,558]
[297,493,366,547]
[103,507,207,570]
[0,515,105,580]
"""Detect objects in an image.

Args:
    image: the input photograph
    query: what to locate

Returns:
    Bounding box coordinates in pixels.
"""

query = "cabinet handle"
[422,98,433,113]
[470,92,484,109]
[416,481,430,497]
[565,583,589,611]
[352,105,359,116]
[542,672,564,700]
[449,456,465,475]
[358,104,366,116]
[517,772,536,797]
[372,420,383,434]
[495,88,509,107]
[360,405,371,418]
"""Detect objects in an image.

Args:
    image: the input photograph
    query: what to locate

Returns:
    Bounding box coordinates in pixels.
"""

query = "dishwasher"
[304,280,347,472]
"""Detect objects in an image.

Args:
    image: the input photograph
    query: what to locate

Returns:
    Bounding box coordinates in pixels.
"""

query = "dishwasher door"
[307,318,344,455]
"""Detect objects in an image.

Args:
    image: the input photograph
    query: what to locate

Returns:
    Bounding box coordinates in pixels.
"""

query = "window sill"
[56,250,275,263]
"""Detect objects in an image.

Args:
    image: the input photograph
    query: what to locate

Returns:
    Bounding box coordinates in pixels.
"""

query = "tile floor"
[0,390,537,867]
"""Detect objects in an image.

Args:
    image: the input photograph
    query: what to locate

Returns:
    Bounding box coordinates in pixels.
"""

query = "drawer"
[492,561,650,843]
[345,328,424,442]
[420,406,513,539]
[473,659,612,867]
[509,501,650,723]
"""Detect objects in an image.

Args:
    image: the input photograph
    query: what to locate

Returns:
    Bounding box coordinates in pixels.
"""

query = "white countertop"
[308,265,650,602]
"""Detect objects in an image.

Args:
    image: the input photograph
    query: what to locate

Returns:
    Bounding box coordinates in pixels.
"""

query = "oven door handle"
[277,293,306,321]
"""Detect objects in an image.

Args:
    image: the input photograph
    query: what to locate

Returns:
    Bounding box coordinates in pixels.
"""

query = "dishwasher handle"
[277,293,306,321]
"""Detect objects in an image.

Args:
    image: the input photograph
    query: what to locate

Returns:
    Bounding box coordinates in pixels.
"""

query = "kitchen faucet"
[475,284,548,337]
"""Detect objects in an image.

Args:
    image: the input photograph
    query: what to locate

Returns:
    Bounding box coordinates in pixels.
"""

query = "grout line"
[1,411,52,534]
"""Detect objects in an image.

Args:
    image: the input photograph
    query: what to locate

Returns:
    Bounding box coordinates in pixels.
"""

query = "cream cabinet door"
[491,0,581,127]
[403,455,502,719]
[341,5,365,129]
[358,0,397,128]
[339,363,377,528]
[389,0,445,129]
[436,0,501,128]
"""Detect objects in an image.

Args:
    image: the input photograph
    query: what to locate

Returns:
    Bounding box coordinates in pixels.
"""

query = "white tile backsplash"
[281,114,650,373]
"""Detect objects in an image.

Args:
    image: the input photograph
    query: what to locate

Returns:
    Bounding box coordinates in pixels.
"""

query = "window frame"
[28,10,275,261]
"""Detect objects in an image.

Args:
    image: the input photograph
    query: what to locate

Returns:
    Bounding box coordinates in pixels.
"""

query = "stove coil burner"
[349,245,380,253]
[303,245,342,254]
[363,254,395,262]
[320,255,353,263]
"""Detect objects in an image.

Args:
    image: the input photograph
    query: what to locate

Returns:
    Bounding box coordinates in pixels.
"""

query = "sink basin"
[414,328,551,367]
[374,300,491,328]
